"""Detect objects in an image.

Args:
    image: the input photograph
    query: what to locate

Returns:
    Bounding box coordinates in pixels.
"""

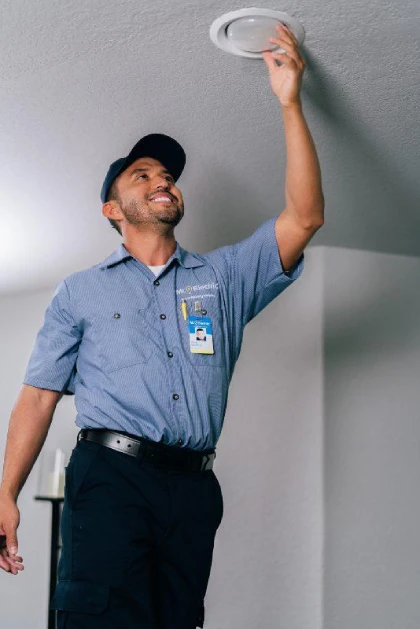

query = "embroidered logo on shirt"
[176,282,219,295]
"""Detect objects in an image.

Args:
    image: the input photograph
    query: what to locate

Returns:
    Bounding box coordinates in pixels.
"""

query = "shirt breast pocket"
[92,308,152,373]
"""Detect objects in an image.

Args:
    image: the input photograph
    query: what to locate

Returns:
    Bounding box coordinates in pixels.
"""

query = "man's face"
[196,329,205,340]
[104,156,184,231]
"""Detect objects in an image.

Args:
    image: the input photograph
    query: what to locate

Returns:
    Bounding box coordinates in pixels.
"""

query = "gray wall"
[323,247,420,629]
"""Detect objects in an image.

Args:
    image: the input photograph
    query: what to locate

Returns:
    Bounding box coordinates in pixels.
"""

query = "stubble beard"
[121,198,184,228]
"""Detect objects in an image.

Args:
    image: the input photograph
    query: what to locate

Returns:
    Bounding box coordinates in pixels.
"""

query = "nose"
[153,181,172,195]
[152,178,175,200]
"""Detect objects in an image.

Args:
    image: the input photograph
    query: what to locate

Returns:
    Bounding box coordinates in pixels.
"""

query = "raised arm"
[263,23,324,272]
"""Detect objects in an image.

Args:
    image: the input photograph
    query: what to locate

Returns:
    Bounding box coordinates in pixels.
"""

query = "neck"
[122,229,177,266]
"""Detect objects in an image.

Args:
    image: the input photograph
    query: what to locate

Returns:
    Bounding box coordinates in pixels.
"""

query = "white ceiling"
[1,0,419,295]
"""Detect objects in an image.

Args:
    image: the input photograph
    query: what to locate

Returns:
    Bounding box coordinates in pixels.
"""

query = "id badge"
[188,316,214,354]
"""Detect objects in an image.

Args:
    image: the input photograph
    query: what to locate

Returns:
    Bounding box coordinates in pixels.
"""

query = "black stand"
[34,496,64,629]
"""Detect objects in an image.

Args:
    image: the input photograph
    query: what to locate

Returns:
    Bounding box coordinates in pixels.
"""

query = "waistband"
[77,429,216,472]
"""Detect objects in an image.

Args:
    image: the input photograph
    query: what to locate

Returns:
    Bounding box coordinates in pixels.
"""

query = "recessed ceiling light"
[209,8,305,59]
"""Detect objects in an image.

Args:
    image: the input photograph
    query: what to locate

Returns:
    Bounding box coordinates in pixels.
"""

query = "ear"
[102,201,123,220]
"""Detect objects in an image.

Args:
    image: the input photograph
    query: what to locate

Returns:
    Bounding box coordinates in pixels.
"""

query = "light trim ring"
[209,7,305,59]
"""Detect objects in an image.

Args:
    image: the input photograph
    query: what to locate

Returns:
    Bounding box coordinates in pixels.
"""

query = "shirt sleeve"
[230,216,305,326]
[22,279,82,396]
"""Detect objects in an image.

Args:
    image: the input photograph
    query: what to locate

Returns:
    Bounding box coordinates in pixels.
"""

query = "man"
[0,24,323,628]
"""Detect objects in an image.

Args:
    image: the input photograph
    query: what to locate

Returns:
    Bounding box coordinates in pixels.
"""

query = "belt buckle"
[200,453,214,471]
[77,429,85,443]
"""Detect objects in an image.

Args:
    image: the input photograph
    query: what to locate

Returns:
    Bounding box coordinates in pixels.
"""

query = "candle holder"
[34,447,69,629]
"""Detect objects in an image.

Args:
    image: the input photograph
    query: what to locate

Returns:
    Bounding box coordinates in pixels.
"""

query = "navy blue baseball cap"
[100,133,186,203]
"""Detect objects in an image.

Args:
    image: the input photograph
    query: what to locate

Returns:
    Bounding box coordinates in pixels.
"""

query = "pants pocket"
[66,440,102,505]
[50,579,110,614]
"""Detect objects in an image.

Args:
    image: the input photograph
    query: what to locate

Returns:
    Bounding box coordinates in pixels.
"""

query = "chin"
[159,214,183,226]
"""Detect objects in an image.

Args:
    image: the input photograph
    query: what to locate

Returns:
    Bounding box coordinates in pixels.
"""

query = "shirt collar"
[99,241,204,270]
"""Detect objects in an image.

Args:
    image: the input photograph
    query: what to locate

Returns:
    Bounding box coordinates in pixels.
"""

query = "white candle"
[49,448,65,497]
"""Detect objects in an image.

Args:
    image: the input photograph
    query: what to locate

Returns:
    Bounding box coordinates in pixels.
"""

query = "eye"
[136,173,174,183]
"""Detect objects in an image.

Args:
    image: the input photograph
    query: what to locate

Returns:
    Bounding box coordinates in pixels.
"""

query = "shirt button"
[160,314,166,320]
[113,313,121,319]
[167,351,173,358]
[153,280,160,286]
[172,393,179,400]
[177,439,183,445]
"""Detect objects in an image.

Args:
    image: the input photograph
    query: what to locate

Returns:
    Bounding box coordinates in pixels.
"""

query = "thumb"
[3,523,18,555]
[261,50,277,72]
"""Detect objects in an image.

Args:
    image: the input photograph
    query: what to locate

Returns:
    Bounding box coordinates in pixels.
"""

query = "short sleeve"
[22,279,82,396]
[230,216,304,326]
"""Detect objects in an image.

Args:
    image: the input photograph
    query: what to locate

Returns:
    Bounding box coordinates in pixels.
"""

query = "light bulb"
[226,16,284,53]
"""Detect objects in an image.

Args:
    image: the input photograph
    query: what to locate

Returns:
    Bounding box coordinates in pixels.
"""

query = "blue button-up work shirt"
[23,216,304,450]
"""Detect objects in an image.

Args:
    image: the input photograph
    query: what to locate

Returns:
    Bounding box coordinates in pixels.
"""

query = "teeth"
[152,197,172,202]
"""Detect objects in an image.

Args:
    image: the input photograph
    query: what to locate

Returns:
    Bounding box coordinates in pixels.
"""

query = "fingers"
[0,502,22,574]
[0,551,11,572]
[275,23,298,47]
[261,50,279,71]
[0,528,23,575]
[268,39,298,65]
[269,24,305,66]
[6,555,24,574]
[0,548,24,575]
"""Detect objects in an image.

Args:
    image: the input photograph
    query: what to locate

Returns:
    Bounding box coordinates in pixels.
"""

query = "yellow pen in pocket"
[181,298,188,321]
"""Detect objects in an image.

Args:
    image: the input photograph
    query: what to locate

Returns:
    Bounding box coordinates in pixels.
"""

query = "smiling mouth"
[150,197,175,204]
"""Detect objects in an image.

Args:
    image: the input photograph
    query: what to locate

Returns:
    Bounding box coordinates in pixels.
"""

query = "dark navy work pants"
[50,435,224,628]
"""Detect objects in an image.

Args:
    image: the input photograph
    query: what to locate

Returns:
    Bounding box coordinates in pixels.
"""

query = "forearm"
[0,386,59,501]
[281,101,324,226]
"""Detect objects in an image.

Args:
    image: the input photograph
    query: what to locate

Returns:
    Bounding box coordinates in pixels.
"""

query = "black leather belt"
[77,429,216,472]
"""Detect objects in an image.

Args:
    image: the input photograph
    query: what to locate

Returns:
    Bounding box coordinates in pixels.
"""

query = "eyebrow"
[129,166,173,178]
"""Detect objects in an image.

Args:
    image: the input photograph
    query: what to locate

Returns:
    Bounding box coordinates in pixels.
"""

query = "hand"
[0,496,24,575]
[262,24,306,109]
